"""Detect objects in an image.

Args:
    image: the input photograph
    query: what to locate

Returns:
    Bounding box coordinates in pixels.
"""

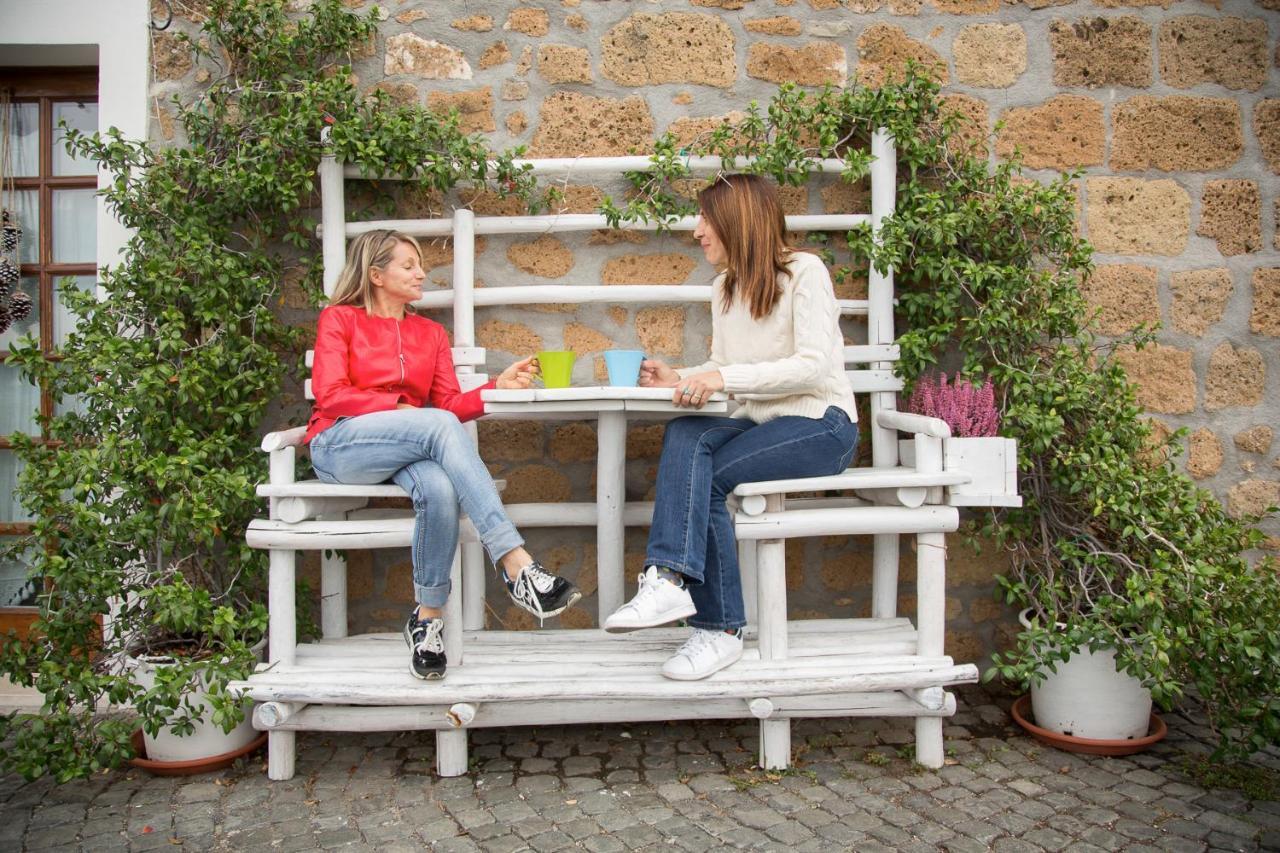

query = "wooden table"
[481,386,729,620]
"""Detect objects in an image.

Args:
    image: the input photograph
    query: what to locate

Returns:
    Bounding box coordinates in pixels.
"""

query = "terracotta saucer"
[129,730,267,776]
[1010,694,1167,756]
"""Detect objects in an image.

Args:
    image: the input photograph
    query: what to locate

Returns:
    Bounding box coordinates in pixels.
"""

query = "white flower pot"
[128,639,265,763]
[1019,609,1152,740]
[898,435,1020,507]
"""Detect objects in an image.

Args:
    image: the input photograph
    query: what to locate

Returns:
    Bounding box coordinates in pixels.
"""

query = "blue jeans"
[647,407,858,630]
[308,408,524,609]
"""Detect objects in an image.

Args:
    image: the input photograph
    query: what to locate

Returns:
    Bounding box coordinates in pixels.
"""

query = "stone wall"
[149,0,1280,662]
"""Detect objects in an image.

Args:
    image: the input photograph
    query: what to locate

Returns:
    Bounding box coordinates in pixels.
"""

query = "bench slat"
[735,467,970,497]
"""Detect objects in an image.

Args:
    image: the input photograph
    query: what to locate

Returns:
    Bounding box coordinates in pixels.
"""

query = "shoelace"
[623,569,664,610]
[519,562,556,594]
[510,566,550,618]
[413,619,444,655]
[674,629,718,660]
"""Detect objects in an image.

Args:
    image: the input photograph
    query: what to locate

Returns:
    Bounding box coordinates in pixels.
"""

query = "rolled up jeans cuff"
[415,580,451,609]
[479,519,524,567]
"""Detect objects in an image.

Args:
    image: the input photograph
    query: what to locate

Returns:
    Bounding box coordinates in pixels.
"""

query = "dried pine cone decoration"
[0,304,12,335]
[8,291,31,322]
[0,224,17,254]
[0,257,17,289]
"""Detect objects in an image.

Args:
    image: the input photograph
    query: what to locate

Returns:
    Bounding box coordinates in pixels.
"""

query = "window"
[0,68,98,631]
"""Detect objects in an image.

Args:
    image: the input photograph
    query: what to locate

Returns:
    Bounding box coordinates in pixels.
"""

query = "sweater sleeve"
[312,308,410,417]
[676,278,729,380]
[716,259,839,397]
[426,331,493,423]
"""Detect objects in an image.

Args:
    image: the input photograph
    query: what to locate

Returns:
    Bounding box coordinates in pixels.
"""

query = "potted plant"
[0,0,535,781]
[900,372,1019,507]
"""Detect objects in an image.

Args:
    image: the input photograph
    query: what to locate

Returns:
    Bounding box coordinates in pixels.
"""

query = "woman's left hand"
[496,355,539,389]
[673,371,724,409]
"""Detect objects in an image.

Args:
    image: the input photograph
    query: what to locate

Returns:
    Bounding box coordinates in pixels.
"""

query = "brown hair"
[697,174,792,320]
[329,229,422,311]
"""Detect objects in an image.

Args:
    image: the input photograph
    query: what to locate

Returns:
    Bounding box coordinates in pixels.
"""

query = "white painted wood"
[253,691,957,732]
[277,495,368,524]
[445,549,463,664]
[345,155,856,179]
[739,539,758,631]
[845,370,906,393]
[462,541,485,631]
[268,446,296,488]
[269,550,296,666]
[756,495,788,662]
[255,701,298,729]
[452,208,476,347]
[843,344,900,364]
[320,550,347,640]
[447,703,478,728]
[733,469,969,497]
[268,730,296,781]
[258,481,408,498]
[262,428,308,452]
[319,151,345,296]
[338,212,869,238]
[905,686,946,711]
[482,386,729,404]
[916,532,947,659]
[436,729,468,777]
[915,716,944,769]
[760,719,791,771]
[417,284,715,309]
[871,533,899,620]
[876,411,951,439]
[748,698,775,719]
[868,130,896,349]
[740,494,768,517]
[596,411,626,621]
[735,506,960,540]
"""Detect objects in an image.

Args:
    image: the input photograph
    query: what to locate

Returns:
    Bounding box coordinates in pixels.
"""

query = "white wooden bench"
[230,131,1020,780]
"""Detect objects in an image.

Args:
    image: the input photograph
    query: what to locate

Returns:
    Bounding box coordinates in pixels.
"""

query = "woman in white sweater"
[603,174,858,680]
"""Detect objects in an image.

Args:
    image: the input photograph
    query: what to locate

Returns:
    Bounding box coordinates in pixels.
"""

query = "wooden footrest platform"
[231,619,978,732]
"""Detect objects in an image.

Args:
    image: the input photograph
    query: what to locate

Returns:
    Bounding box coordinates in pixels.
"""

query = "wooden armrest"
[875,411,951,439]
[262,426,309,452]
[734,467,971,498]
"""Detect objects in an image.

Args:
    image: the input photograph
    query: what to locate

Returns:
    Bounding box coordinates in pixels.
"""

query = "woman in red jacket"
[306,230,580,680]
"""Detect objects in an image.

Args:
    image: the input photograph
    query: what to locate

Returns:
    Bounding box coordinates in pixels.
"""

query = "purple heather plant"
[907,372,1000,438]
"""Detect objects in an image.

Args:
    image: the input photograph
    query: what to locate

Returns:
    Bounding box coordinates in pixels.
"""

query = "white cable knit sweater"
[676,251,857,425]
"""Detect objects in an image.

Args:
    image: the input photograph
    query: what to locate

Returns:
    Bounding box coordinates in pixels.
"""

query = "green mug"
[536,350,575,389]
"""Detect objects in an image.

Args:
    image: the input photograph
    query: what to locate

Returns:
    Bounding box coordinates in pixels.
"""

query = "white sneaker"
[603,566,696,633]
[661,628,744,681]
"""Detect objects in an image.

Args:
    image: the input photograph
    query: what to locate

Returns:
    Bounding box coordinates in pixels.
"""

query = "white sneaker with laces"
[603,566,696,633]
[661,628,744,681]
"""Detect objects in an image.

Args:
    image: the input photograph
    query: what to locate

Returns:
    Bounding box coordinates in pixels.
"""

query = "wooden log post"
[596,411,626,620]
[268,548,297,781]
[914,529,947,768]
[756,494,790,770]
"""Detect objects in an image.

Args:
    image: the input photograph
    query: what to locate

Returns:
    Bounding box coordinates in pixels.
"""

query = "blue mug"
[603,349,646,387]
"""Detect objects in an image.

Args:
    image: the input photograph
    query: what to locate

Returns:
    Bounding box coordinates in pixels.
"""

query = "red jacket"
[305,305,495,443]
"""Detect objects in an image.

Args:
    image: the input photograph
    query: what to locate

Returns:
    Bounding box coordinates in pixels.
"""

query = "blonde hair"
[698,174,792,321]
[329,229,422,311]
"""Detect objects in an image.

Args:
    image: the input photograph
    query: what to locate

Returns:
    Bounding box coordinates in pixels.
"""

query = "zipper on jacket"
[395,319,406,384]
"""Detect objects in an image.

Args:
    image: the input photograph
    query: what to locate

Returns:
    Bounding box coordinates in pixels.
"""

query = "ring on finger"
[680,387,692,395]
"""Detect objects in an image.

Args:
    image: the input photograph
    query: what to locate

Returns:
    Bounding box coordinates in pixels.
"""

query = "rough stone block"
[507,236,574,278]
[1234,426,1274,455]
[538,44,592,84]
[479,41,511,70]
[930,0,1000,12]
[745,17,803,36]
[479,420,544,462]
[1113,344,1196,414]
[626,424,666,460]
[1226,479,1280,519]
[953,24,1026,87]
[505,111,527,136]
[477,320,543,355]
[667,112,748,149]
[1158,15,1268,91]
[601,254,697,285]
[563,322,613,356]
[1080,265,1159,335]
[529,92,654,158]
[601,13,736,88]
[1256,100,1280,174]
[1205,342,1265,411]
[504,8,549,37]
[384,34,471,79]
[550,423,597,463]
[940,93,990,159]
[1171,269,1231,336]
[501,465,572,503]
[1111,96,1242,172]
[396,10,428,25]
[1186,428,1223,480]
[822,180,870,215]
[365,81,418,106]
[636,307,686,357]
[1196,180,1260,256]
[856,24,949,86]
[996,95,1104,170]
[566,14,587,32]
[1086,178,1189,256]
[451,15,493,32]
[1049,17,1152,88]
[153,32,194,81]
[426,87,495,133]
[820,549,873,591]
[747,42,847,86]
[1250,268,1280,336]
[692,0,750,7]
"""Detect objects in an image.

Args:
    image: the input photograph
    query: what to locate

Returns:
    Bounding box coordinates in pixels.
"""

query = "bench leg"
[320,551,347,639]
[268,730,296,780]
[915,716,943,768]
[436,729,468,776]
[759,719,791,770]
[871,532,899,618]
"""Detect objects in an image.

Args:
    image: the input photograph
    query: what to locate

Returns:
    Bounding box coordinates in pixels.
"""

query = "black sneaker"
[403,610,446,680]
[501,561,581,621]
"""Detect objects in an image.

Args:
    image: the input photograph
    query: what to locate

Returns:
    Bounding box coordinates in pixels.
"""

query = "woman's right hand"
[638,358,680,388]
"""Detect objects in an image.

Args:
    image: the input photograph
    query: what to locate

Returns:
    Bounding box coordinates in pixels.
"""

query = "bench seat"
[231,619,978,731]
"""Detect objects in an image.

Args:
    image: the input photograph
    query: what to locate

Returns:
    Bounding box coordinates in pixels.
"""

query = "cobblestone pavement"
[2,686,1278,852]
